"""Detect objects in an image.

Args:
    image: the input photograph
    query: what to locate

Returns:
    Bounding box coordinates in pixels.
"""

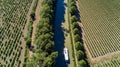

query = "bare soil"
[29,0,41,58]
[20,0,35,67]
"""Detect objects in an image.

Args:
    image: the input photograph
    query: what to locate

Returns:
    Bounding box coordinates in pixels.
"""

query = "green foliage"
[28,0,57,67]
[40,4,53,19]
[42,0,54,6]
[72,22,79,28]
[42,52,58,67]
[26,52,47,67]
[74,34,81,42]
[70,1,76,7]
[42,57,53,67]
[75,42,83,50]
[23,46,29,67]
[30,11,35,20]
[71,15,77,22]
[76,50,84,61]
[30,0,38,20]
[69,0,75,3]
[25,37,31,48]
[27,19,33,37]
[69,0,90,66]
[73,28,79,35]
[78,59,87,67]
[45,40,54,53]
[70,6,76,15]
[33,0,38,10]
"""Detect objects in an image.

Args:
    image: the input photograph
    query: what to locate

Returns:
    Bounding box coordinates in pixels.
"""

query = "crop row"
[0,0,32,66]
[78,0,120,58]
[78,0,120,66]
[92,57,120,67]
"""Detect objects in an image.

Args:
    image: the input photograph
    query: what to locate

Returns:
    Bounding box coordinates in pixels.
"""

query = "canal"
[54,0,67,67]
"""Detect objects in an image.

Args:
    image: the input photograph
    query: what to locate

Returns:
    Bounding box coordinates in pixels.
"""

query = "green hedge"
[26,0,58,67]
[69,0,89,66]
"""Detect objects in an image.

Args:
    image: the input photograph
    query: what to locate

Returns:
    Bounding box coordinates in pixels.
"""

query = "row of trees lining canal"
[25,0,58,67]
[24,0,90,67]
[69,0,89,67]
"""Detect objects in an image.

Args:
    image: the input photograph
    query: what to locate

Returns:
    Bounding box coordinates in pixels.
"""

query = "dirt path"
[62,0,75,67]
[29,0,41,58]
[31,0,41,46]
[20,0,35,67]
[67,0,78,66]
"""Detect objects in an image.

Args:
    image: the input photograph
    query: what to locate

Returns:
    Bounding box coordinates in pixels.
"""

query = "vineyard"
[92,57,120,67]
[77,0,120,66]
[0,0,32,66]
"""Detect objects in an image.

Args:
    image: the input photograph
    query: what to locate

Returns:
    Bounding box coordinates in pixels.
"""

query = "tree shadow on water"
[54,0,68,67]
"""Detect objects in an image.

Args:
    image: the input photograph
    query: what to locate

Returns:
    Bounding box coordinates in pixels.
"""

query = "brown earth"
[20,0,35,67]
[29,0,41,58]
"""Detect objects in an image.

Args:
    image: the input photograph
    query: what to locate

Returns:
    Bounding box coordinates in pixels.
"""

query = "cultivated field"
[77,0,120,66]
[0,0,32,66]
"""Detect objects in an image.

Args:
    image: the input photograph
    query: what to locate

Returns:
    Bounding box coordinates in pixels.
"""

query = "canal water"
[54,0,67,67]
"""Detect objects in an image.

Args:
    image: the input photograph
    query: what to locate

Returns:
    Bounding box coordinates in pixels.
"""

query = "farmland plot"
[77,0,120,65]
[0,0,32,66]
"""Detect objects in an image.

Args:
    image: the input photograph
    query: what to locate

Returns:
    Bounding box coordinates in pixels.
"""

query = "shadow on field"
[75,5,83,43]
[75,6,81,22]
[75,1,90,66]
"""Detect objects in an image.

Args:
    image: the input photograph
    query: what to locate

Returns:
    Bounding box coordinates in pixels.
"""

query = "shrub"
[73,28,79,35]
[74,34,81,42]
[71,15,77,22]
[76,50,84,60]
[75,42,83,50]
[78,59,87,67]
[72,22,79,29]
[70,6,76,15]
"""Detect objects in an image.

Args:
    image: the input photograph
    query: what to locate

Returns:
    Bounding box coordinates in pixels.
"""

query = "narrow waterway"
[54,0,67,67]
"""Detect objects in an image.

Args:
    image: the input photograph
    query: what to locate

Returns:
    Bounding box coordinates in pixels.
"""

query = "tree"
[76,50,84,61]
[42,0,53,6]
[72,22,79,29]
[70,6,76,15]
[45,40,54,53]
[75,42,83,50]
[26,52,47,67]
[39,27,50,34]
[78,59,87,67]
[70,1,76,7]
[74,34,81,42]
[73,28,79,35]
[50,52,58,60]
[71,15,77,22]
[40,4,53,19]
[42,52,58,67]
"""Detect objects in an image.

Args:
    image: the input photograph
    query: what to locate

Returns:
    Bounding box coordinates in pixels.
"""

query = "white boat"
[63,48,69,62]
